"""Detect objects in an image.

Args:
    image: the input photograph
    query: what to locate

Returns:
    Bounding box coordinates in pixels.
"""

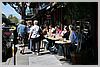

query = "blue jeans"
[30,37,41,53]
[30,39,32,50]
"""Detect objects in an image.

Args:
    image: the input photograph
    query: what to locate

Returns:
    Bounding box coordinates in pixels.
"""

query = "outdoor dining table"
[44,34,61,40]
[55,40,71,61]
[44,35,61,45]
[47,37,60,41]
[47,36,60,46]
[44,35,62,53]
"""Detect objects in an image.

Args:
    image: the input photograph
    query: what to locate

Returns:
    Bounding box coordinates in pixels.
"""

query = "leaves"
[8,14,19,24]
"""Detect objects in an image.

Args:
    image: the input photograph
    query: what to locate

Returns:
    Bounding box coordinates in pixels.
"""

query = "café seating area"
[40,24,97,65]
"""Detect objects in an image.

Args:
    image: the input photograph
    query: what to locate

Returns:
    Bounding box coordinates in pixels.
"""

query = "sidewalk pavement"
[2,44,70,66]
[2,57,14,65]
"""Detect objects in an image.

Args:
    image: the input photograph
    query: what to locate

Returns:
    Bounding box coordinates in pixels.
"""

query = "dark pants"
[57,44,64,56]
[69,44,77,53]
[67,44,77,60]
[28,40,30,49]
[59,44,71,59]
[31,37,41,53]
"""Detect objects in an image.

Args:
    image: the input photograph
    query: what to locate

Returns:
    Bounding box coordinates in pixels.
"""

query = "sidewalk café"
[2,2,98,65]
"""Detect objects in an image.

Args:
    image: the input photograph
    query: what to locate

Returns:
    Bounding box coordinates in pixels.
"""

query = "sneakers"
[36,53,41,56]
[32,52,36,54]
[32,52,41,56]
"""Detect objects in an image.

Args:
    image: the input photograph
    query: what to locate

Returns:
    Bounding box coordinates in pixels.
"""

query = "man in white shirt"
[28,20,41,55]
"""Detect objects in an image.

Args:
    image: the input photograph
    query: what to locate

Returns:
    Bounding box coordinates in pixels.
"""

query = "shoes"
[36,53,41,56]
[20,50,25,55]
[20,50,22,53]
[32,52,36,55]
[32,52,40,56]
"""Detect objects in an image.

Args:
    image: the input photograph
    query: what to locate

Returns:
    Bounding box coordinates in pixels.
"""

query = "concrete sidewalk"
[2,57,14,65]
[2,44,71,66]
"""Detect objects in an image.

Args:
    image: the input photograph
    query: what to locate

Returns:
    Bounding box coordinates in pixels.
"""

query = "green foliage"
[8,14,19,24]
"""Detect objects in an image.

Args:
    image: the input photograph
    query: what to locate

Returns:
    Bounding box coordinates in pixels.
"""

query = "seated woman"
[61,26,67,36]
[58,26,70,56]
[48,25,56,37]
[55,25,62,34]
[42,26,49,50]
[60,25,78,60]
[61,26,70,40]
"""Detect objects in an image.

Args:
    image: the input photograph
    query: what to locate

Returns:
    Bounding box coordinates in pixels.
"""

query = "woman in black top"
[62,26,70,40]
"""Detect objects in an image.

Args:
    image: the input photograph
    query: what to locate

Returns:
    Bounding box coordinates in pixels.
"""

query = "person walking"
[17,20,27,54]
[28,20,41,55]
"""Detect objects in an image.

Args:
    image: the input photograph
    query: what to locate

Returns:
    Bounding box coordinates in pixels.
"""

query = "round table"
[44,36,61,54]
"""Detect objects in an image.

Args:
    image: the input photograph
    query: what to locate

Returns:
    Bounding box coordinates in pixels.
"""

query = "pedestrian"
[28,20,41,55]
[17,20,27,54]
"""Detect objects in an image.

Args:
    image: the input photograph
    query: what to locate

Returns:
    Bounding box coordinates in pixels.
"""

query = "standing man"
[17,20,27,54]
[28,20,41,55]
[68,25,78,59]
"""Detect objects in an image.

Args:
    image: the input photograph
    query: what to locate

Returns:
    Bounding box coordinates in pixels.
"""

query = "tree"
[8,14,19,24]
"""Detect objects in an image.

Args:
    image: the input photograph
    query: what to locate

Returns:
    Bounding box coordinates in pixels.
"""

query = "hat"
[20,19,24,24]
